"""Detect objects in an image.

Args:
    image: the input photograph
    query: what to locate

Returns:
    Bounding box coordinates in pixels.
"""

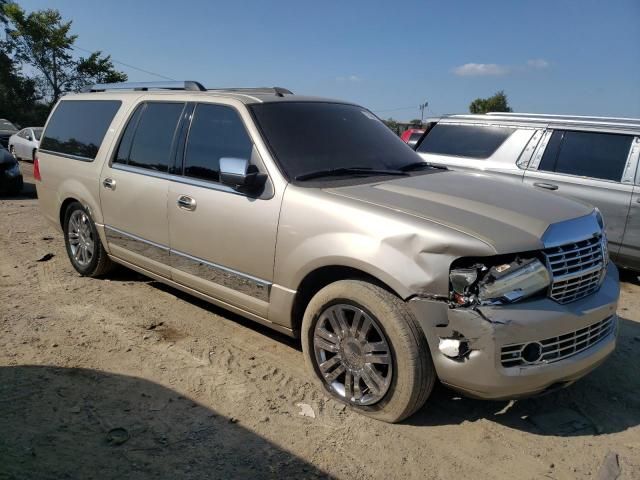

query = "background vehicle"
[400,128,425,148]
[9,127,43,161]
[35,82,619,423]
[0,145,23,195]
[0,119,19,149]
[415,113,640,271]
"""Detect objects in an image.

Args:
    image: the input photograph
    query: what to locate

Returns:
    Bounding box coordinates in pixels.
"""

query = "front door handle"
[177,195,197,211]
[533,182,558,191]
[103,178,116,190]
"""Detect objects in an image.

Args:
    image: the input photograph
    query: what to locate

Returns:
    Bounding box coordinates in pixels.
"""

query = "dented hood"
[326,170,594,253]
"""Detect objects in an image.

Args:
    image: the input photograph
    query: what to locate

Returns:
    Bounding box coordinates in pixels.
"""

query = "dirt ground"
[1,162,640,480]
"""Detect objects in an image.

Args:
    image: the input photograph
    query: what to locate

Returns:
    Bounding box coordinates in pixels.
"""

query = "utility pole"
[419,101,429,125]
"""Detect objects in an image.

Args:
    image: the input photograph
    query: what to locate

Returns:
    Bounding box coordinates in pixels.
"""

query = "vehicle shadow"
[0,365,332,479]
[407,316,640,436]
[0,180,37,200]
[108,267,301,350]
[105,268,640,437]
[619,268,640,285]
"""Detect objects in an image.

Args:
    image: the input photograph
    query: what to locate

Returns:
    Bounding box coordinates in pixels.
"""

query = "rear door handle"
[177,195,196,211]
[102,178,116,190]
[533,182,558,191]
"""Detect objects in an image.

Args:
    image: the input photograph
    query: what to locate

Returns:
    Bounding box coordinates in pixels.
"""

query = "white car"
[9,127,43,161]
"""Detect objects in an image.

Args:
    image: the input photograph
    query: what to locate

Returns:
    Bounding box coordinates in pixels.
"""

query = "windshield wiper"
[295,167,408,181]
[399,161,447,172]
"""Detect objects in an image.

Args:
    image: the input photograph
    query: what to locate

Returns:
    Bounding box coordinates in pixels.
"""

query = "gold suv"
[36,81,619,423]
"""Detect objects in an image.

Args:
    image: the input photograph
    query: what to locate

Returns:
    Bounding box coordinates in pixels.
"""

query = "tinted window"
[417,124,515,159]
[538,130,632,182]
[40,100,121,160]
[0,119,17,130]
[250,102,421,180]
[183,104,253,182]
[114,104,144,165]
[123,103,184,172]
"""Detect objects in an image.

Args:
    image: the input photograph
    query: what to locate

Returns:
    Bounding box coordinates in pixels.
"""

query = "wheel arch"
[289,264,405,335]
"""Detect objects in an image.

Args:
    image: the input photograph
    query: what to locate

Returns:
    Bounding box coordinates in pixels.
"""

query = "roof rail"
[486,112,640,123]
[208,87,293,97]
[83,81,207,92]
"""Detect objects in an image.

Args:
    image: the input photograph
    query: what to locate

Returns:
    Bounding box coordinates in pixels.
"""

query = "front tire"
[63,202,112,277]
[301,280,435,423]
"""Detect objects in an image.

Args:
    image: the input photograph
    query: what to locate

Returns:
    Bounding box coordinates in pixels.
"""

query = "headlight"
[450,257,551,306]
[477,258,550,304]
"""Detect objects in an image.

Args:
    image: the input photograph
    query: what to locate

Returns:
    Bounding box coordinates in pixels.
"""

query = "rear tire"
[301,280,435,423]
[63,202,112,277]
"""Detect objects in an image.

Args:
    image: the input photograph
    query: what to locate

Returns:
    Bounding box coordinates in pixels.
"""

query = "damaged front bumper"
[409,263,620,400]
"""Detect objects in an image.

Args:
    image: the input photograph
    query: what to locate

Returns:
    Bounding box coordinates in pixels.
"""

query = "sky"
[17,0,640,120]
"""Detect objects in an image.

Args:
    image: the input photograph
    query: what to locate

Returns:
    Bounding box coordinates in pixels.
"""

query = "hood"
[325,170,594,253]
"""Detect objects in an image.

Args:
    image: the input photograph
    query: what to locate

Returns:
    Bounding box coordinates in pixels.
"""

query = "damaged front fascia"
[409,294,511,362]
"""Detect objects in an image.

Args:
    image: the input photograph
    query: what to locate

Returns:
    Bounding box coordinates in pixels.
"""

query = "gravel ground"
[1,162,639,479]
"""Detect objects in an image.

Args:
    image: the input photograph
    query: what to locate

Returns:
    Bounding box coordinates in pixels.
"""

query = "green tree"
[382,117,400,135]
[3,3,126,105]
[469,90,512,114]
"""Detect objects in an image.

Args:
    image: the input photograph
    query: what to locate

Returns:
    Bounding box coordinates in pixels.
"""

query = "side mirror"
[26,135,32,142]
[219,157,267,192]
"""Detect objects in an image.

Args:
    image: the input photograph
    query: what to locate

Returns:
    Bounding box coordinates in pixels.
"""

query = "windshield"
[0,119,17,130]
[33,128,43,140]
[250,102,422,181]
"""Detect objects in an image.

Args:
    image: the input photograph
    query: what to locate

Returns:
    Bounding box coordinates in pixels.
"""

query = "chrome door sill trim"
[104,224,272,301]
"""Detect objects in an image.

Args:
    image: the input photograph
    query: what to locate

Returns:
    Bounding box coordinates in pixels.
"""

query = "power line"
[372,105,417,113]
[71,45,176,81]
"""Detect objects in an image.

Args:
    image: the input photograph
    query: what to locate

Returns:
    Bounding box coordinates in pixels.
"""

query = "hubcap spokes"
[68,210,94,267]
[313,304,392,406]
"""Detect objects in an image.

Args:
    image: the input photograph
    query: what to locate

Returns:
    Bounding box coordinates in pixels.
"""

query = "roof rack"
[83,81,207,92]
[208,87,293,97]
[486,112,640,124]
[82,81,294,97]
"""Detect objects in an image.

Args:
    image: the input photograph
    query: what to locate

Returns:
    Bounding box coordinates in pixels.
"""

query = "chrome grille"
[543,235,605,304]
[501,316,615,367]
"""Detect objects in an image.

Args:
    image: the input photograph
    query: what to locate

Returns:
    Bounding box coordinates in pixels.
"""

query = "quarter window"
[40,100,121,160]
[538,130,632,182]
[182,104,253,182]
[417,124,515,159]
[115,102,185,172]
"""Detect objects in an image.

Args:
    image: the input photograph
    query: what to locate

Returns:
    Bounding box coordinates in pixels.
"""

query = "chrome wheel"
[67,210,95,268]
[313,304,393,406]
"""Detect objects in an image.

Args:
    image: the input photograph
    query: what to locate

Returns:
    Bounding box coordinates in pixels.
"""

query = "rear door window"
[114,102,185,173]
[538,130,632,182]
[182,103,253,183]
[40,100,121,160]
[417,124,515,159]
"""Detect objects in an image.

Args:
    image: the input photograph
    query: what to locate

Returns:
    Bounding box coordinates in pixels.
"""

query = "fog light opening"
[521,342,543,363]
[438,337,470,359]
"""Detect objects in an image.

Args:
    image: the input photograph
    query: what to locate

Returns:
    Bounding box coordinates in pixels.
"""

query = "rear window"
[40,100,121,160]
[417,124,515,159]
[538,130,632,182]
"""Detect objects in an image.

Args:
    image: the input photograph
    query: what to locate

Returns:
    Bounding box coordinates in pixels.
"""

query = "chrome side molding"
[104,225,271,301]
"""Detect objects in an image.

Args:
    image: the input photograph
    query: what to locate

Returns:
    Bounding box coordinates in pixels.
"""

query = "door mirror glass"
[219,157,266,191]
[26,135,32,141]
